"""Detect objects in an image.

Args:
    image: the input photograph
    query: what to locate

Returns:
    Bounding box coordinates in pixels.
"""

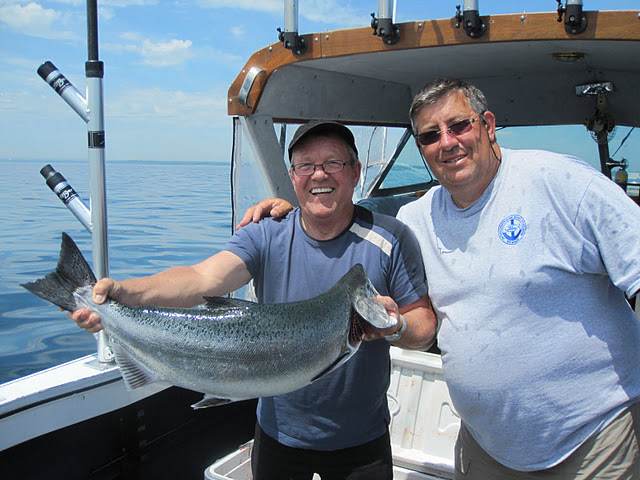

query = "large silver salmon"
[22,233,396,408]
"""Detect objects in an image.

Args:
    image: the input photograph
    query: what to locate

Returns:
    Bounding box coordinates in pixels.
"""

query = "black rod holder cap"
[37,61,57,81]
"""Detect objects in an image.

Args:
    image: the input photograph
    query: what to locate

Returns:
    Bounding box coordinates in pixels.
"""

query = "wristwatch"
[385,315,407,342]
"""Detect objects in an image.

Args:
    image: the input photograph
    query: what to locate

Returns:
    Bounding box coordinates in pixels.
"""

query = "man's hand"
[361,295,403,341]
[364,294,437,350]
[235,198,295,230]
[67,277,121,334]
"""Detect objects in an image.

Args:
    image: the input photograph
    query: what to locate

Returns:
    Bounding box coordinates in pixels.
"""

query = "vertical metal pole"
[284,0,298,33]
[463,0,479,12]
[378,0,393,20]
[86,0,112,363]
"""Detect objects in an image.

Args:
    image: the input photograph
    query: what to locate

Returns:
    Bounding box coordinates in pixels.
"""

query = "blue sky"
[1,1,638,169]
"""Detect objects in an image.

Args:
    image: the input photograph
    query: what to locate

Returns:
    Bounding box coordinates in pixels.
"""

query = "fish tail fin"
[21,232,97,312]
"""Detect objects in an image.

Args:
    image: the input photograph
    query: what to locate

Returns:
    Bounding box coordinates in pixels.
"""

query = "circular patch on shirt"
[498,214,527,245]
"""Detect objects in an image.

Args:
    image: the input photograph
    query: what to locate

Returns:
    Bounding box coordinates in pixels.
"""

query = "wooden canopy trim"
[227,10,640,117]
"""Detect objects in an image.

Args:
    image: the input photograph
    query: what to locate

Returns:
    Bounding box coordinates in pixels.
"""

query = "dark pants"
[251,423,393,480]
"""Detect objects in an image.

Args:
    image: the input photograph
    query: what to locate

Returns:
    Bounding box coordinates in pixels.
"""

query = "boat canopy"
[228,10,640,129]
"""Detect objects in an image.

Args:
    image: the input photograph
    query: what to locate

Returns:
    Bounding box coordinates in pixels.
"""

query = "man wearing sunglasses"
[243,79,640,479]
[398,78,640,479]
[70,120,436,480]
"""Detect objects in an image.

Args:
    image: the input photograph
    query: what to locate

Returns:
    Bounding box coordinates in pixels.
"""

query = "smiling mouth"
[311,187,334,195]
[443,155,466,165]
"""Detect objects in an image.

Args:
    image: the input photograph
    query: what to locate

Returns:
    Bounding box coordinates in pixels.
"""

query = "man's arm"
[370,293,437,351]
[70,251,252,333]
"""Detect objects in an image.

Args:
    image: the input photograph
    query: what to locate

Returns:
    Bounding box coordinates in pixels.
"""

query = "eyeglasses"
[290,160,353,176]
[415,116,480,146]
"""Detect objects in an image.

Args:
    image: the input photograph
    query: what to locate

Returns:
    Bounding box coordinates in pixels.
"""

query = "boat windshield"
[231,120,638,227]
[373,123,640,201]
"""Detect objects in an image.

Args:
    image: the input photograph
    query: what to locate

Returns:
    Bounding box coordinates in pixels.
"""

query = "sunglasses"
[415,116,481,146]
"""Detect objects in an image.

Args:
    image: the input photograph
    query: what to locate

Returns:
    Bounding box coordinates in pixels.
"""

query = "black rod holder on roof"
[455,0,486,39]
[278,0,307,55]
[556,0,588,35]
[371,0,401,46]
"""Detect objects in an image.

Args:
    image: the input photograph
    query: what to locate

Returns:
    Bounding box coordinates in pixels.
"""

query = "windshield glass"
[375,124,639,199]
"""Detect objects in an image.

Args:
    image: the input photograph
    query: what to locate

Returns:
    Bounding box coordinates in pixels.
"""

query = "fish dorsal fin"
[112,344,157,389]
[202,296,256,309]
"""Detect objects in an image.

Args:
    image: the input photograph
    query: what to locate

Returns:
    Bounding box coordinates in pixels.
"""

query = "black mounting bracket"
[277,28,307,56]
[455,5,486,39]
[371,13,401,46]
[556,1,588,35]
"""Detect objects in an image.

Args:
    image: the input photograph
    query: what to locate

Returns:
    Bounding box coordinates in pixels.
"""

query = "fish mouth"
[349,311,366,346]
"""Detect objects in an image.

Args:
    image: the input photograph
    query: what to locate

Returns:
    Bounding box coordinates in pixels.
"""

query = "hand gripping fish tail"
[21,234,396,409]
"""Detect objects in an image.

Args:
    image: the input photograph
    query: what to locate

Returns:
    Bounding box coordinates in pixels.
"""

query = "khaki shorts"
[455,403,640,480]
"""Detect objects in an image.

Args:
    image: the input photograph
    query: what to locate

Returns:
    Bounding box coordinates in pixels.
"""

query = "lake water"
[0,158,232,384]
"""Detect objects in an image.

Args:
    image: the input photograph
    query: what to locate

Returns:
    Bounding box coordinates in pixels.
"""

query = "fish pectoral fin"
[191,395,234,409]
[202,296,257,310]
[113,344,157,390]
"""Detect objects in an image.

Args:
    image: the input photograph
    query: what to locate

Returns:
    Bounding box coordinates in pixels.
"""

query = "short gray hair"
[409,78,489,134]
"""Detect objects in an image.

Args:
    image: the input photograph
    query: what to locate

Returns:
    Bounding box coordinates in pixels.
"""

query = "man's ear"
[481,110,497,142]
[352,160,362,187]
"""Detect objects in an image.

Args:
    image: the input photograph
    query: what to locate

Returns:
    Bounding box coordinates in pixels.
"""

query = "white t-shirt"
[397,148,640,471]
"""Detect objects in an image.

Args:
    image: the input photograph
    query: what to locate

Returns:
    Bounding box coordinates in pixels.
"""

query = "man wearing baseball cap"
[234,120,435,479]
[71,120,435,479]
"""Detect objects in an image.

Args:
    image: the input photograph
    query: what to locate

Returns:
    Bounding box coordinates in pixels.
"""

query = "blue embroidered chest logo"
[498,214,527,245]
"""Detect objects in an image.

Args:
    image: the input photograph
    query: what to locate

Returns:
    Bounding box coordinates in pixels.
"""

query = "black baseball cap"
[288,120,358,161]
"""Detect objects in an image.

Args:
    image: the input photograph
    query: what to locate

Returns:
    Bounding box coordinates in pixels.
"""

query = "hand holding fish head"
[359,294,401,341]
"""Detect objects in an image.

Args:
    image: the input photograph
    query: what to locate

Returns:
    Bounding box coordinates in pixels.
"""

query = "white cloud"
[299,0,364,28]
[196,0,363,29]
[0,2,80,40]
[139,38,194,67]
[104,34,195,67]
[120,31,142,42]
[197,0,281,13]
[100,0,158,7]
[107,86,228,128]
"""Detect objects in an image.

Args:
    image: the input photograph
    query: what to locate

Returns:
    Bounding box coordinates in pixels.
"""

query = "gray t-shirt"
[397,148,640,470]
[226,205,427,450]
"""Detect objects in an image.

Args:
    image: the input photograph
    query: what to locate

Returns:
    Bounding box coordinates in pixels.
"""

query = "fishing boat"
[1,1,638,478]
